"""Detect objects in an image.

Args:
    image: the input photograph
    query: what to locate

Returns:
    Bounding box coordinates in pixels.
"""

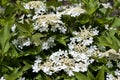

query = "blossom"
[106,73,115,80]
[0,77,5,80]
[58,6,85,17]
[115,69,120,76]
[102,3,112,9]
[106,61,113,68]
[32,56,42,73]
[23,38,31,46]
[32,49,93,76]
[11,24,16,32]
[33,14,66,33]
[42,37,56,50]
[82,37,93,46]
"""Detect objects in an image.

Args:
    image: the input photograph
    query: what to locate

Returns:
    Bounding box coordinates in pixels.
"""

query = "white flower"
[42,67,50,73]
[82,37,93,46]
[42,37,56,50]
[32,15,39,20]
[11,24,16,32]
[106,61,113,68]
[42,42,49,50]
[32,63,40,73]
[102,3,112,9]
[115,69,120,76]
[23,38,31,46]
[106,73,115,80]
[66,70,74,76]
[87,45,97,54]
[72,31,79,35]
[68,43,75,50]
[105,24,109,30]
[0,77,5,80]
[72,64,80,72]
[92,29,99,35]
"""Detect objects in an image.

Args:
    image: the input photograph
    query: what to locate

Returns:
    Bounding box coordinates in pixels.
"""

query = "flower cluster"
[57,4,86,17]
[33,14,66,33]
[32,49,94,76]
[68,26,99,56]
[32,26,99,76]
[12,37,31,49]
[24,1,46,15]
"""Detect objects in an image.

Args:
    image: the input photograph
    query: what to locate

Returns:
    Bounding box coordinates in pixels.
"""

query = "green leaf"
[16,21,33,35]
[4,68,23,80]
[0,0,9,6]
[56,35,68,46]
[3,42,10,53]
[111,17,120,28]
[97,30,120,51]
[34,74,42,80]
[32,33,45,46]
[22,61,31,71]
[96,17,113,24]
[74,72,88,80]
[87,71,95,80]
[99,8,107,15]
[0,20,13,54]
[95,69,104,80]
[82,0,99,15]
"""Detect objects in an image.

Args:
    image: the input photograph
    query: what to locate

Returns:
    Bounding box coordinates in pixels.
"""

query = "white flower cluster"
[32,26,99,76]
[106,72,120,80]
[24,1,46,15]
[42,37,56,50]
[57,4,85,17]
[33,14,67,33]
[32,49,94,76]
[68,26,99,56]
[12,37,31,49]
